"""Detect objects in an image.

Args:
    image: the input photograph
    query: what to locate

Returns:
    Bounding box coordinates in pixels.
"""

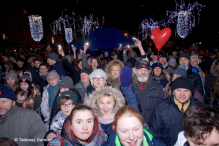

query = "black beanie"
[171,77,194,94]
[80,67,92,75]
[178,53,190,61]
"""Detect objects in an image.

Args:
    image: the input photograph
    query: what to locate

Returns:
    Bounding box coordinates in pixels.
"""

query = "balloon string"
[156,50,159,83]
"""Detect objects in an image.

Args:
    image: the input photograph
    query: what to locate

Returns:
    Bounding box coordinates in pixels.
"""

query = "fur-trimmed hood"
[86,86,125,118]
[128,51,137,58]
[105,60,124,85]
[211,59,219,77]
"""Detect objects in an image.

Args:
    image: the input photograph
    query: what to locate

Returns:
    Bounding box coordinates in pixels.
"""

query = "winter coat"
[86,86,125,135]
[50,111,68,134]
[148,95,201,146]
[62,56,80,85]
[74,81,91,102]
[204,91,219,110]
[165,65,176,74]
[103,128,166,146]
[201,56,214,74]
[186,65,204,96]
[49,61,66,78]
[198,67,205,84]
[0,105,46,146]
[48,116,107,146]
[105,60,124,90]
[26,66,39,83]
[35,73,48,95]
[205,59,219,91]
[150,72,169,88]
[131,75,165,124]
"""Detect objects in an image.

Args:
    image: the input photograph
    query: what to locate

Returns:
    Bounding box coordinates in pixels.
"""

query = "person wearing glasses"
[45,91,78,141]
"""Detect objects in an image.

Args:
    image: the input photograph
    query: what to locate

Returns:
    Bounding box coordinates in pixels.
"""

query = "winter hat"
[48,53,58,61]
[178,53,190,61]
[152,63,163,70]
[135,60,150,69]
[168,57,176,64]
[60,76,74,89]
[58,91,78,106]
[190,55,199,64]
[89,69,107,81]
[47,70,60,81]
[0,84,17,101]
[171,77,194,94]
[5,71,18,82]
[16,58,24,62]
[126,58,137,68]
[19,73,32,85]
[172,51,177,55]
[172,68,187,77]
[159,53,167,59]
[190,43,196,50]
[80,67,92,75]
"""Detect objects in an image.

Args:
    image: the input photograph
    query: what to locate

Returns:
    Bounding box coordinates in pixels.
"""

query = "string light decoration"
[28,15,43,42]
[177,11,191,38]
[65,28,73,43]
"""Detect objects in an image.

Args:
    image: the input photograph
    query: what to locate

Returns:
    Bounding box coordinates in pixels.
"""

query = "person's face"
[18,72,23,78]
[71,110,94,143]
[131,53,135,58]
[47,58,56,66]
[77,54,82,60]
[5,65,9,71]
[191,51,195,55]
[98,96,115,116]
[159,57,167,65]
[111,65,120,79]
[173,88,192,104]
[60,100,75,116]
[91,59,98,70]
[179,50,183,54]
[87,58,91,66]
[30,61,35,67]
[216,64,219,70]
[172,74,181,81]
[78,61,82,70]
[34,61,41,69]
[168,55,172,59]
[134,68,150,82]
[0,98,15,117]
[100,54,103,58]
[93,75,105,88]
[60,88,69,93]
[206,50,209,53]
[190,58,198,67]
[6,78,15,86]
[104,52,109,57]
[187,128,219,146]
[80,73,90,84]
[179,57,190,66]
[39,66,48,75]
[48,77,59,86]
[169,62,175,67]
[20,82,29,91]
[153,67,162,76]
[148,48,151,52]
[66,55,71,63]
[116,116,144,146]
[16,60,23,67]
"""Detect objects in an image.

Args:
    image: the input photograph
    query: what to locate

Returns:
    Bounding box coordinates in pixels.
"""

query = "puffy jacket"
[49,61,66,78]
[74,81,91,102]
[186,65,204,96]
[149,95,201,146]
[131,75,164,124]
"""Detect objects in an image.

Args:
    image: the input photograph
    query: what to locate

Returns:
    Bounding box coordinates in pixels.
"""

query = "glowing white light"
[65,28,73,43]
[28,15,43,42]
[58,45,62,50]
[85,42,89,46]
[177,11,191,38]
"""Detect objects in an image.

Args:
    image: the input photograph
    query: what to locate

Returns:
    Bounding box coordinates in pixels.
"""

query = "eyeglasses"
[60,103,74,108]
[93,77,104,81]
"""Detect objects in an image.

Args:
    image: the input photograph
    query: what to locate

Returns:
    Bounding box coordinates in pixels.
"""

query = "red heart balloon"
[151,27,171,51]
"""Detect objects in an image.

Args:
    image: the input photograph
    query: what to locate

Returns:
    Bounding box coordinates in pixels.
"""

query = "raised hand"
[72,47,76,52]
[58,48,65,56]
[120,66,133,88]
[134,38,142,48]
[83,43,89,53]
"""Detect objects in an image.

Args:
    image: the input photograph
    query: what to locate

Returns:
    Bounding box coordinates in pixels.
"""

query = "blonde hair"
[96,93,116,105]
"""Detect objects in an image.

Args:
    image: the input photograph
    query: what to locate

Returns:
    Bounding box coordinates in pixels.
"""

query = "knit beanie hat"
[171,77,194,94]
[80,68,92,75]
[190,55,199,64]
[19,73,32,85]
[0,84,17,101]
[48,53,58,61]
[89,69,107,81]
[152,63,163,70]
[5,71,18,82]
[58,91,78,106]
[178,53,190,61]
[168,57,176,64]
[126,58,137,68]
[172,68,187,77]
[60,76,74,89]
[47,70,60,81]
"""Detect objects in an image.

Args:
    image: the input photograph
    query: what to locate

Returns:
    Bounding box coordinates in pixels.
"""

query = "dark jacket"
[26,66,39,83]
[131,75,164,124]
[49,61,66,78]
[148,95,201,146]
[204,91,219,110]
[103,128,166,146]
[186,65,204,96]
[35,74,48,95]
[62,56,80,85]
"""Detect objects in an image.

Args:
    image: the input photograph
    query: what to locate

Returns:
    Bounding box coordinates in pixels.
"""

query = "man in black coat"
[149,77,201,146]
[178,53,204,96]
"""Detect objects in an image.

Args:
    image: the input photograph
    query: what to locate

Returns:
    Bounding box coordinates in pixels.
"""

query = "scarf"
[98,113,115,125]
[40,72,48,80]
[47,81,60,107]
[154,75,163,82]
[174,98,190,112]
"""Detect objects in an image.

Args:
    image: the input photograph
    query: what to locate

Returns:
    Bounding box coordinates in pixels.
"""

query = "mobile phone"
[85,42,89,46]
[132,37,136,42]
[127,45,130,48]
[58,45,62,50]
[71,45,74,48]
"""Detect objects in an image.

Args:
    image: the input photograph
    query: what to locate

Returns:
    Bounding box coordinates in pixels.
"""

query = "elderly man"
[149,77,201,146]
[120,60,164,124]
[0,85,46,146]
[47,52,66,77]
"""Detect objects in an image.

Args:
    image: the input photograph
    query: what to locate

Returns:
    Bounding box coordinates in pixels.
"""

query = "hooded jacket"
[48,116,107,146]
[105,60,124,90]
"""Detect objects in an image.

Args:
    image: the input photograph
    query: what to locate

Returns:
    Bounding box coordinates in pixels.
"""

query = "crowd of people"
[0,38,219,146]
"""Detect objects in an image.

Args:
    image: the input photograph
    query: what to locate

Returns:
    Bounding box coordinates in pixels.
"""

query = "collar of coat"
[132,74,151,92]
[0,105,17,124]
